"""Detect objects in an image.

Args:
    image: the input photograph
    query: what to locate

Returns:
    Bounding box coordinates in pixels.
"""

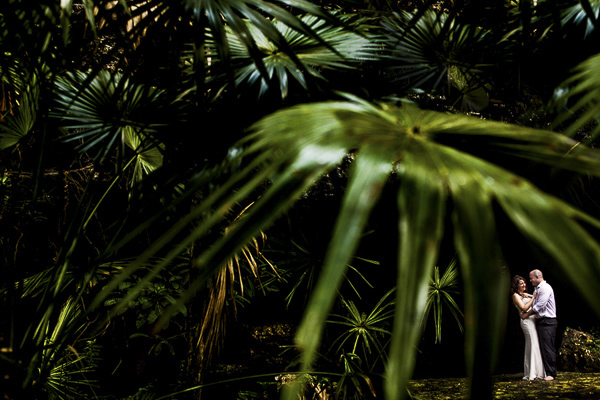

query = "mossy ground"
[409,372,600,399]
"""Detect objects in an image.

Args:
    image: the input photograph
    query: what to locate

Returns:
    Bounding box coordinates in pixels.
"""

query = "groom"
[520,269,557,381]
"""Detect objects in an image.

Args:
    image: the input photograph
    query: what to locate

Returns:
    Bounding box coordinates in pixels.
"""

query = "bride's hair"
[510,275,526,296]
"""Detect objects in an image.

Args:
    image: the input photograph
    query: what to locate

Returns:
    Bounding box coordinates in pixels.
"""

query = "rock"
[558,327,600,372]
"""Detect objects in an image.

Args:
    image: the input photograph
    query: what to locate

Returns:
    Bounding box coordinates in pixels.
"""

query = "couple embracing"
[510,269,558,381]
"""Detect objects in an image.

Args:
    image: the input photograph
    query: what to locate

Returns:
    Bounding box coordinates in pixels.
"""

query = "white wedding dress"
[518,304,546,380]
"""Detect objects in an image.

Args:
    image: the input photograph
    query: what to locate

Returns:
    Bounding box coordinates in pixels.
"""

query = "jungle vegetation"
[2,0,600,399]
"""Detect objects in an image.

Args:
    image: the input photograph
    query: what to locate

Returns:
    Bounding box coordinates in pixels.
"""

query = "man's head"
[529,269,544,287]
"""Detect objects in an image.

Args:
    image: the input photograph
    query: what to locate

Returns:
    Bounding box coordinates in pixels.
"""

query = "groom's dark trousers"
[536,317,558,378]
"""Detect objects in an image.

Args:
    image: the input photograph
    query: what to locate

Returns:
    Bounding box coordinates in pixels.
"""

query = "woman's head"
[510,275,526,295]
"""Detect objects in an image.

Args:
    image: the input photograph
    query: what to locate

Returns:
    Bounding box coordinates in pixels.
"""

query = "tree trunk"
[184,301,207,400]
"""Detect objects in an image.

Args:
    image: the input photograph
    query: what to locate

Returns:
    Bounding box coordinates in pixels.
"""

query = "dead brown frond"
[196,201,281,363]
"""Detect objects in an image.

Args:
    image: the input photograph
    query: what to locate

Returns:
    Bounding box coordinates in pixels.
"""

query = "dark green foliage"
[3,1,600,400]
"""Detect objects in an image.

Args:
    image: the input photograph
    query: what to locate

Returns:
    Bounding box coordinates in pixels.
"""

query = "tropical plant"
[205,13,381,100]
[551,52,600,142]
[1,0,374,396]
[174,93,600,400]
[5,1,600,400]
[103,261,189,330]
[422,258,464,344]
[194,205,281,366]
[26,298,99,400]
[327,288,395,372]
[323,259,461,397]
[42,337,100,400]
[52,70,171,169]
[381,10,497,111]
[264,216,377,309]
[561,0,600,38]
[334,352,378,399]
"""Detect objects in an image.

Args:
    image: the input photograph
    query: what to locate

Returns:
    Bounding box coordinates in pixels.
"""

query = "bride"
[511,275,546,380]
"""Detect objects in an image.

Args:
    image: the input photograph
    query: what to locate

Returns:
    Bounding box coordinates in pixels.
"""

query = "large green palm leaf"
[98,94,600,399]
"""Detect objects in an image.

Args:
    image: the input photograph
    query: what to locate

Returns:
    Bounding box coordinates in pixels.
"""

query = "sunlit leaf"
[205,13,380,99]
[551,52,600,142]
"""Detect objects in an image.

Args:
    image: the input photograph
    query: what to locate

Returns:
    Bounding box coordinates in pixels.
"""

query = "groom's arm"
[520,309,535,319]
[531,286,549,315]
[520,289,539,319]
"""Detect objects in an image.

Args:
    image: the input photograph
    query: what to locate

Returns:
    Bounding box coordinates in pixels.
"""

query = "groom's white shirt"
[532,280,556,319]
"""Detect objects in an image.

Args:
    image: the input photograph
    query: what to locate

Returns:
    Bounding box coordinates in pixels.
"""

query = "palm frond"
[264,217,376,308]
[551,51,600,142]
[327,288,395,372]
[180,0,352,94]
[381,10,495,107]
[422,259,464,344]
[205,13,381,99]
[0,76,38,150]
[123,125,164,181]
[26,297,99,399]
[195,203,276,364]
[561,0,600,38]
[52,70,171,162]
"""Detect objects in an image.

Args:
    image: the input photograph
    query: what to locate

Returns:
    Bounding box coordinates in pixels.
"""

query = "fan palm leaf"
[381,10,495,108]
[123,125,164,181]
[0,0,65,130]
[61,0,346,94]
[0,76,38,150]
[185,0,343,76]
[205,13,381,99]
[0,0,58,151]
[561,0,600,38]
[52,70,170,162]
[20,296,99,399]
